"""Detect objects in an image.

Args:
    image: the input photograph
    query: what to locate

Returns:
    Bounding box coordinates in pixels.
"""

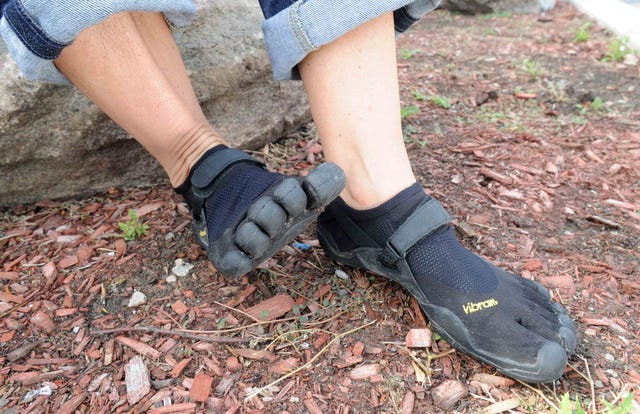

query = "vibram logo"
[463,299,499,314]
[199,229,207,239]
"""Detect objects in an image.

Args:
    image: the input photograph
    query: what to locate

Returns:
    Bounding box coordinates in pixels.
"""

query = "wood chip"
[231,348,276,362]
[523,258,543,271]
[6,342,38,362]
[271,357,299,374]
[515,92,537,99]
[586,215,621,229]
[11,370,64,385]
[431,380,468,410]
[171,300,189,315]
[41,261,56,279]
[352,342,365,357]
[57,394,86,414]
[0,271,19,280]
[405,328,432,348]
[30,310,55,334]
[133,202,164,217]
[480,398,521,413]
[116,336,161,360]
[189,372,213,403]
[304,398,323,414]
[350,364,380,380]
[245,294,294,321]
[147,403,197,414]
[401,391,415,414]
[58,255,79,269]
[125,355,151,405]
[170,357,192,378]
[0,291,24,304]
[480,167,514,186]
[471,373,515,388]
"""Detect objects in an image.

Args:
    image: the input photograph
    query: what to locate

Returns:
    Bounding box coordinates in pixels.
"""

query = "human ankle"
[341,175,416,210]
[169,124,226,187]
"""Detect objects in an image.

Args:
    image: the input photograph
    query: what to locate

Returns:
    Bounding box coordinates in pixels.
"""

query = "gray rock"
[439,0,555,14]
[128,291,147,308]
[0,0,310,207]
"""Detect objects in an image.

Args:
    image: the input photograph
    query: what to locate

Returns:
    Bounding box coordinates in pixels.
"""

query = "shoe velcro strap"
[380,198,451,266]
[189,148,264,217]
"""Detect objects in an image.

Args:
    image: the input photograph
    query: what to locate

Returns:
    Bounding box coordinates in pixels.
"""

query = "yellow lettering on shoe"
[463,298,499,314]
[199,229,207,239]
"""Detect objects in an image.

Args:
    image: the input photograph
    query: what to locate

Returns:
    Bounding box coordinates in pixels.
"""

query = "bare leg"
[54,12,223,186]
[299,13,415,210]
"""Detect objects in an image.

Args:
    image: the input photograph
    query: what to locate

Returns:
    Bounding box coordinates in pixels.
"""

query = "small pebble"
[128,291,147,308]
[595,380,604,388]
[172,259,194,277]
[290,396,300,403]
[165,232,175,241]
[334,269,349,280]
[166,275,177,284]
[605,353,615,363]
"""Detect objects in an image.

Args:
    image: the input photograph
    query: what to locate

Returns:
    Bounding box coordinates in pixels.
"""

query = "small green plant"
[522,58,544,80]
[119,209,149,241]
[399,47,421,60]
[401,104,420,119]
[413,90,428,101]
[558,393,586,414]
[603,36,632,62]
[428,95,451,109]
[601,392,635,414]
[403,124,417,143]
[577,96,606,115]
[591,96,605,112]
[573,21,592,43]
[557,392,635,414]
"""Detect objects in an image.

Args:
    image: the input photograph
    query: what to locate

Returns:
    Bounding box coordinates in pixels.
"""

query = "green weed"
[399,47,421,60]
[522,58,544,80]
[401,104,420,119]
[557,392,635,414]
[119,209,149,241]
[577,96,607,115]
[573,21,592,43]
[428,95,451,109]
[413,90,428,101]
[603,36,632,62]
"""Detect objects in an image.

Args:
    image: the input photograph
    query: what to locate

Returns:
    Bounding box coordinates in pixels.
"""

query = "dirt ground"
[1,3,639,413]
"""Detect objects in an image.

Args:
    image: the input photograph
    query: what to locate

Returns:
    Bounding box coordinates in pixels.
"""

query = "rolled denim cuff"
[0,0,196,84]
[395,0,441,33]
[262,0,441,80]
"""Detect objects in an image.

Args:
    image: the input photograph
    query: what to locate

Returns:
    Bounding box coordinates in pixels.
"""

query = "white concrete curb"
[568,0,640,49]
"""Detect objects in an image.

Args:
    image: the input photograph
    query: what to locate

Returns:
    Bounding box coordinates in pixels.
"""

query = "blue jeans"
[259,0,440,79]
[0,0,440,83]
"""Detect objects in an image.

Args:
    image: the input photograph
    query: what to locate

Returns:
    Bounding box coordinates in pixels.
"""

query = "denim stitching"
[4,0,68,59]
[288,0,316,54]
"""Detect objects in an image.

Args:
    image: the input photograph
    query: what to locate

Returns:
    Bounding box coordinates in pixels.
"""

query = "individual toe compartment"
[234,221,271,258]
[246,196,287,239]
[302,163,346,209]
[218,249,254,279]
[273,178,308,218]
